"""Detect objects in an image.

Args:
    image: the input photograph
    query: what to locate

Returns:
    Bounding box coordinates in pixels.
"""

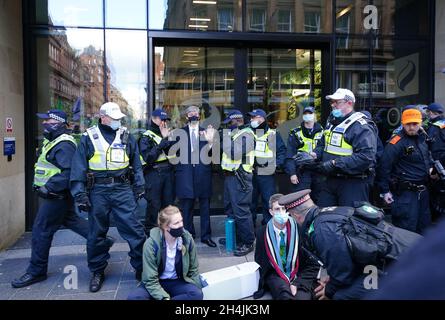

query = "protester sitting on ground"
[127,206,203,300]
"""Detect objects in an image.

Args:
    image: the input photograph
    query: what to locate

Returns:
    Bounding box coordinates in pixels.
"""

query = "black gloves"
[75,193,91,212]
[318,160,336,175]
[134,185,145,200]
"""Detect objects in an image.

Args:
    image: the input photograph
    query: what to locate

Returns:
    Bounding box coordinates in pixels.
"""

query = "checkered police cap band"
[344,94,354,102]
[49,113,66,123]
[230,114,243,119]
[285,194,310,210]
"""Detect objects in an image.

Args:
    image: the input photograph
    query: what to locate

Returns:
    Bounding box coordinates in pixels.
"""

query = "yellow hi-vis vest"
[254,129,275,159]
[221,127,255,173]
[324,112,366,156]
[140,130,176,166]
[293,127,324,153]
[86,126,130,171]
[34,134,76,187]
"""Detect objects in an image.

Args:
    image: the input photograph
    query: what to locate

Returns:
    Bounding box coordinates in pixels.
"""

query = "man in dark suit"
[254,193,300,300]
[173,105,217,247]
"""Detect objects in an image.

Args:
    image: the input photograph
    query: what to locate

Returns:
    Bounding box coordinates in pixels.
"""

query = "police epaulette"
[389,135,402,145]
[290,127,301,134]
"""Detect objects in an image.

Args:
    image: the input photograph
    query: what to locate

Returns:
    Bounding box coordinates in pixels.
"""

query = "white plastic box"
[201,262,260,300]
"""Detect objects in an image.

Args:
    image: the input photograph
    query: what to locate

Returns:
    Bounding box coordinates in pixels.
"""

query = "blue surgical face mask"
[250,120,260,129]
[303,114,315,122]
[331,109,343,118]
[109,120,121,130]
[273,211,289,225]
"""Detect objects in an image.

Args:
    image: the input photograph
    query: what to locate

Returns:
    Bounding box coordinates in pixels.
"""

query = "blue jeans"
[127,279,203,300]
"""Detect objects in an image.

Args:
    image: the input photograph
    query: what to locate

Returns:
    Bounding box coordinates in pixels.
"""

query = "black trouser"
[292,170,323,205]
[223,171,255,247]
[27,196,89,276]
[144,166,174,230]
[318,175,371,207]
[88,183,146,273]
[179,197,211,241]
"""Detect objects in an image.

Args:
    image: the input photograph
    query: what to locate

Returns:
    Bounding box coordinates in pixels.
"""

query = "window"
[304,12,320,33]
[277,10,292,32]
[250,9,266,32]
[217,8,234,31]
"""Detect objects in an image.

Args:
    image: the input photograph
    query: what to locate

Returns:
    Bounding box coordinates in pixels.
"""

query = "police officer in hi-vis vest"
[12,110,93,288]
[314,88,378,207]
[70,102,146,293]
[221,109,256,256]
[248,108,287,226]
[139,108,176,233]
[285,106,324,203]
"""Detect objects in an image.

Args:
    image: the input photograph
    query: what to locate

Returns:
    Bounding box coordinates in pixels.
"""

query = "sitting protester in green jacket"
[127,205,203,300]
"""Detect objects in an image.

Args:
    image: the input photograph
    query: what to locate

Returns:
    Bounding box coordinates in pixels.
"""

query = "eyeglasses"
[330,100,347,106]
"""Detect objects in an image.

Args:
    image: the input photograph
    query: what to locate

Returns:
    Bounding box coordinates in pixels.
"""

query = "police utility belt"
[87,173,131,186]
[144,160,171,173]
[391,180,427,192]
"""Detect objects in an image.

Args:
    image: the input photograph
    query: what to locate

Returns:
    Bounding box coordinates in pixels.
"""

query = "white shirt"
[273,224,286,247]
[160,239,179,280]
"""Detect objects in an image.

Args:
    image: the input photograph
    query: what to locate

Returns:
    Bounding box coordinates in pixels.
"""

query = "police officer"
[221,109,256,256]
[278,190,376,300]
[139,108,175,233]
[425,103,445,218]
[70,102,146,292]
[285,106,324,203]
[248,108,287,225]
[11,110,93,288]
[315,88,378,206]
[377,108,436,234]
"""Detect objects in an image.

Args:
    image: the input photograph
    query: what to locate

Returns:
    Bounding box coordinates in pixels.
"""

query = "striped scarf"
[264,218,299,284]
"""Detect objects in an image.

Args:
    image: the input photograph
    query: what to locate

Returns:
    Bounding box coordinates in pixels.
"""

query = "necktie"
[279,231,286,269]
[191,129,199,160]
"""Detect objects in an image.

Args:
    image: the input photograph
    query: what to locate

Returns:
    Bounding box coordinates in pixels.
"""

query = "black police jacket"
[139,121,175,167]
[376,130,433,194]
[285,122,324,176]
[314,112,378,175]
[301,206,363,299]
[426,116,445,163]
[39,130,77,193]
[70,122,144,197]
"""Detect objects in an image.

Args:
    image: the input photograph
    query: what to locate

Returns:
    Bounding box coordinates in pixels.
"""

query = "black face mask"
[42,123,65,140]
[168,226,184,238]
[188,116,200,123]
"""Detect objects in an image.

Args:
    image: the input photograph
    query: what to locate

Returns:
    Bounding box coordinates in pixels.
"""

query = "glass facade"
[24,0,435,223]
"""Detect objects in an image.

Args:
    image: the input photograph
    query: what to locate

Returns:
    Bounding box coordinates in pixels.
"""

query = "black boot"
[11,273,47,288]
[89,272,105,293]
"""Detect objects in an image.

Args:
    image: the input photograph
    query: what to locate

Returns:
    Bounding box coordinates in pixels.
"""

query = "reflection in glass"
[36,28,105,139]
[106,0,147,29]
[36,0,103,27]
[336,37,370,110]
[247,48,322,143]
[371,39,431,141]
[149,0,242,31]
[246,0,331,33]
[154,46,234,129]
[106,30,148,134]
